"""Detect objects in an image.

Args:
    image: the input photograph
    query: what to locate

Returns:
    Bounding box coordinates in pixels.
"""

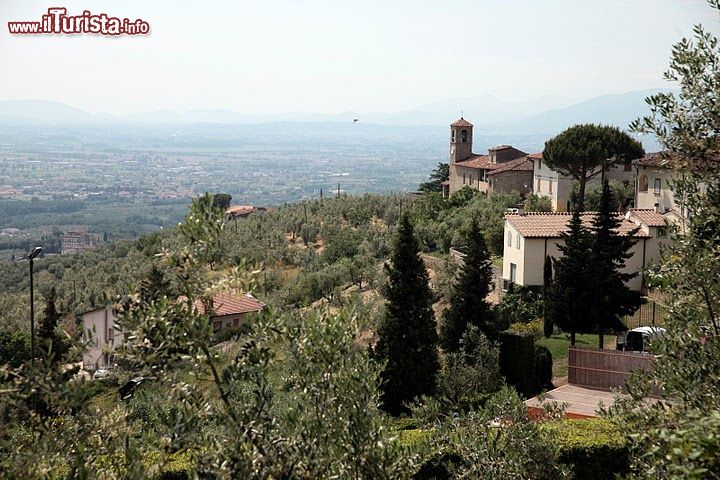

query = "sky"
[1,0,719,116]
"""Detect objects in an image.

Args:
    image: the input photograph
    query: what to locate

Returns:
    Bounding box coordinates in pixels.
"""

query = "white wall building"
[82,306,122,369]
[501,211,673,293]
[530,154,634,211]
[81,293,265,370]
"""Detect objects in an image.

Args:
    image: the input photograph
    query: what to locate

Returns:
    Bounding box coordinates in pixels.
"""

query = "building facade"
[447,117,535,197]
[82,306,122,369]
[501,211,672,293]
[61,231,100,254]
[82,293,265,369]
[633,153,681,214]
[529,154,634,212]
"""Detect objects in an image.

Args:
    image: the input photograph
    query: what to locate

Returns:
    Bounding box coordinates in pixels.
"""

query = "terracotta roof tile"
[488,144,513,151]
[451,117,473,127]
[626,209,671,227]
[193,293,265,317]
[487,156,534,175]
[455,154,498,170]
[527,152,543,159]
[505,212,650,238]
[633,152,679,169]
[226,205,255,216]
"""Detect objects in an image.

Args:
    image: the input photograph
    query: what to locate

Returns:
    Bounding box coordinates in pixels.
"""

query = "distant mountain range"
[0,89,671,135]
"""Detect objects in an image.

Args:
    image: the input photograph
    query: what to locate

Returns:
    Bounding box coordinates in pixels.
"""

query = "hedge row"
[539,418,629,479]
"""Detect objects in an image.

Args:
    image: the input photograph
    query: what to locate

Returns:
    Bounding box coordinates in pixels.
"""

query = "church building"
[445,117,536,197]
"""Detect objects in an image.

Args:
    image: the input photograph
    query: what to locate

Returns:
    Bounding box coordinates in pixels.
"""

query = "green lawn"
[536,333,616,379]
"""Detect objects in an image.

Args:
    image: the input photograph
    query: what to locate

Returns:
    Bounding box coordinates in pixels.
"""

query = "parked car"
[616,326,666,352]
[93,368,110,379]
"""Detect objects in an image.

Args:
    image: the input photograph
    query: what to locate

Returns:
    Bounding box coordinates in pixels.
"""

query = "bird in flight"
[353,118,359,123]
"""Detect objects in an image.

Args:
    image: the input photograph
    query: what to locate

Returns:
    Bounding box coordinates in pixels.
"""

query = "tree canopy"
[418,163,449,193]
[375,214,439,415]
[543,124,644,211]
[440,220,496,351]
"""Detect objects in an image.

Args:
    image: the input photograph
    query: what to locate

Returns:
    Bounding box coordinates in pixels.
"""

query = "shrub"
[495,288,543,329]
[436,326,502,411]
[507,318,543,338]
[535,345,553,390]
[540,418,629,480]
[499,331,536,397]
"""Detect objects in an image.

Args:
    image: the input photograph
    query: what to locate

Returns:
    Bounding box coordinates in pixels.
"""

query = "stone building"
[446,117,535,197]
[60,231,100,254]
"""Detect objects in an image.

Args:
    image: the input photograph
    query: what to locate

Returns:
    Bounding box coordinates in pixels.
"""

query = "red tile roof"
[626,209,671,227]
[226,205,255,217]
[487,156,534,176]
[455,154,498,170]
[527,152,543,159]
[451,117,473,127]
[633,152,678,169]
[193,293,265,317]
[488,144,513,151]
[505,212,650,238]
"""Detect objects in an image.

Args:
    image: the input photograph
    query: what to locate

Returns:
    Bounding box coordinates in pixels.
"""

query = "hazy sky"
[1,0,718,115]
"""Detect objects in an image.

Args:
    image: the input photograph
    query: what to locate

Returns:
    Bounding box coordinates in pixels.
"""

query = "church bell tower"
[449,117,473,164]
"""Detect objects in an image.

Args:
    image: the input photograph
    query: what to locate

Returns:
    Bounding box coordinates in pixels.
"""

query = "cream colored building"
[633,153,681,214]
[529,154,634,212]
[82,306,122,369]
[501,211,673,293]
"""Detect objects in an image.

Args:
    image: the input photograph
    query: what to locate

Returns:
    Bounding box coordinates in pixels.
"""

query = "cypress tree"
[39,287,62,358]
[542,255,554,338]
[440,219,495,351]
[548,210,594,345]
[589,180,643,348]
[375,214,439,415]
[139,264,172,303]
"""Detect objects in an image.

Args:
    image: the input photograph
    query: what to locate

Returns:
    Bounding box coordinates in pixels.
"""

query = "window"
[516,234,520,249]
[463,172,466,184]
[638,175,648,192]
[452,130,456,142]
[510,263,517,283]
[470,175,473,184]
[538,159,542,170]
[537,177,541,191]
[461,129,468,143]
[507,231,512,247]
[657,227,667,238]
[549,178,553,194]
[654,178,661,194]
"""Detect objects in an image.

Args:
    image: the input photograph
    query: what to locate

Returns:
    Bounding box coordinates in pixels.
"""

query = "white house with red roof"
[501,211,672,293]
[446,117,536,197]
[82,292,265,369]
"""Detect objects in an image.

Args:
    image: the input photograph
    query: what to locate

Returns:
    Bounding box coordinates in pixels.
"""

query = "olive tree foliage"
[609,3,720,478]
[414,387,570,479]
[0,194,419,479]
[435,325,503,411]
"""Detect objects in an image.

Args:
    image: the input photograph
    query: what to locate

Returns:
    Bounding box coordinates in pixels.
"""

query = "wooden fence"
[568,346,654,391]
